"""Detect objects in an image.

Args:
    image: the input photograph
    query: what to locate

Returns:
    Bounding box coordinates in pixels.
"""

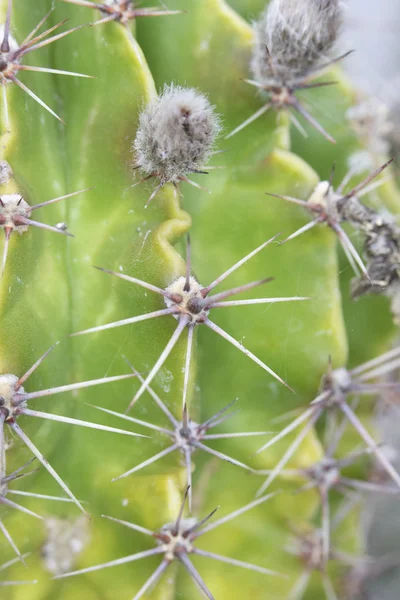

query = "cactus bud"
[228,0,345,142]
[252,0,343,84]
[133,84,221,205]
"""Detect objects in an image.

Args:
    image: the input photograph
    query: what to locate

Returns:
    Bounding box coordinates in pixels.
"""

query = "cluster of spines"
[2,339,398,597]
[0,1,93,126]
[267,158,395,283]
[63,0,183,27]
[1,0,399,598]
[0,339,150,556]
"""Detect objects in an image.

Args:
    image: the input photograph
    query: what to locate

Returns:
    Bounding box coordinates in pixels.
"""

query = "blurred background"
[344,1,400,599]
[345,0,400,92]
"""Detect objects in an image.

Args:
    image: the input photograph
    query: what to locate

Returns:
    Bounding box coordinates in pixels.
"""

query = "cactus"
[1,1,400,599]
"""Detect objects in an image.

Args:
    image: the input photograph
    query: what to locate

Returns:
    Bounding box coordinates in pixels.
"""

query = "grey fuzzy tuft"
[251,0,343,85]
[133,84,221,183]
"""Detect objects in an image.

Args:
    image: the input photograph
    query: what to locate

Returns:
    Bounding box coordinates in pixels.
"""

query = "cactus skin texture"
[0,1,400,599]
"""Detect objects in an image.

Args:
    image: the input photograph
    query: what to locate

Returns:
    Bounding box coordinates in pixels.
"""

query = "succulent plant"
[1,1,400,599]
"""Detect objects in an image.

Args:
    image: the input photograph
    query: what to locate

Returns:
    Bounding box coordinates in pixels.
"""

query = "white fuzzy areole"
[102,0,120,9]
[310,457,340,489]
[308,181,332,210]
[0,27,19,54]
[0,373,21,412]
[165,275,204,302]
[174,418,200,450]
[321,366,353,408]
[0,194,31,234]
[165,275,210,323]
[161,517,197,533]
[0,28,20,82]
[331,367,352,393]
[159,518,197,560]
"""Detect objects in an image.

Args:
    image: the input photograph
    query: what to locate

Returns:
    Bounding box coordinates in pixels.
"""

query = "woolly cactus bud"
[228,0,344,142]
[251,0,343,84]
[133,84,221,205]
